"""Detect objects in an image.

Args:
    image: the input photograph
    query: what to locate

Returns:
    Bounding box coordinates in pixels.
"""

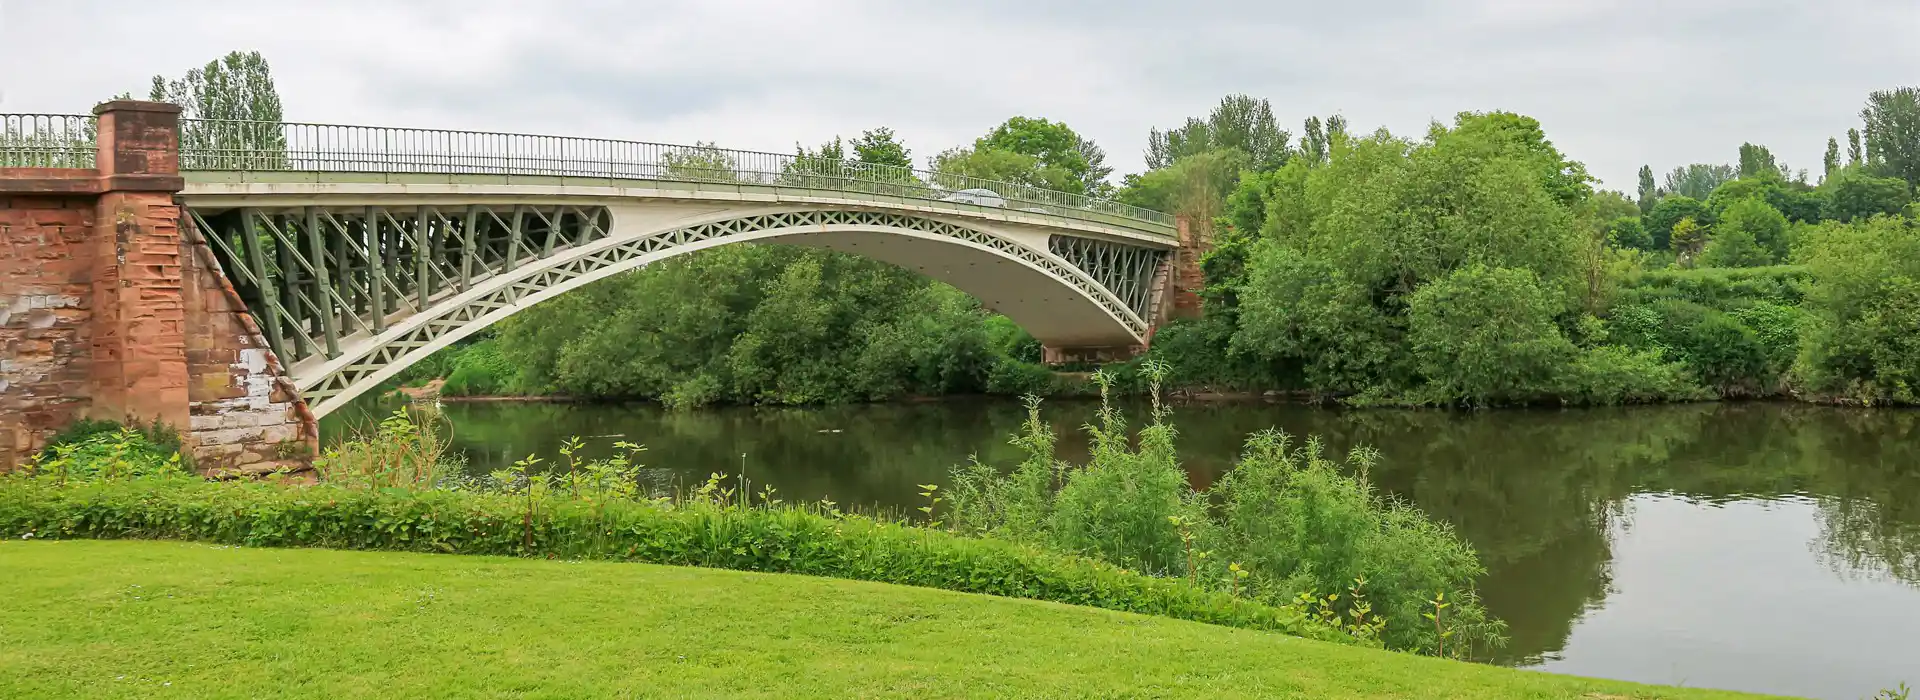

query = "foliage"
[1636,165,1659,214]
[1228,111,1645,404]
[850,126,913,169]
[947,371,1505,654]
[1116,148,1247,220]
[1606,216,1653,251]
[1405,266,1575,406]
[1737,142,1793,180]
[1613,265,1809,308]
[148,50,286,168]
[1701,198,1788,267]
[439,340,521,397]
[933,117,1112,196]
[661,141,744,182]
[1662,163,1738,200]
[493,245,1010,408]
[1669,217,1709,265]
[1821,167,1913,222]
[1646,195,1711,252]
[1705,175,1825,223]
[1145,94,1292,172]
[1794,216,1920,403]
[1861,85,1920,189]
[313,407,455,490]
[19,427,189,484]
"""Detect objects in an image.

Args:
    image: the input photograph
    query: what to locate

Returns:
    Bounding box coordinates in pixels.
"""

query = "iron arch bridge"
[162,120,1179,417]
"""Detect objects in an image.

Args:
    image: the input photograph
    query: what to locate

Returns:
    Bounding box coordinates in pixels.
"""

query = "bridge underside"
[184,201,1172,417]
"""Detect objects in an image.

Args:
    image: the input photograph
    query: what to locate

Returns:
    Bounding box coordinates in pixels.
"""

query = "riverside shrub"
[0,477,1342,644]
[948,368,1507,655]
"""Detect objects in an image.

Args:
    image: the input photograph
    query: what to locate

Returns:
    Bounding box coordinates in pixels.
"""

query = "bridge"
[0,101,1203,473]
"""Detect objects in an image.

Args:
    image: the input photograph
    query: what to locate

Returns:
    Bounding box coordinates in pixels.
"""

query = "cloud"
[1,0,1914,188]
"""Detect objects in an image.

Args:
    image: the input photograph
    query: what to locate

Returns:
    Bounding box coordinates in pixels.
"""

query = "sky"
[2,0,1915,191]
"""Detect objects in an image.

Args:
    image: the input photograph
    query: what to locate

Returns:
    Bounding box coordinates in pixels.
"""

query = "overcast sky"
[2,0,1914,190]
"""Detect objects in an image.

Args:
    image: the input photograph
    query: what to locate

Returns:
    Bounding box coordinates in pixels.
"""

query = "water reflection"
[324,397,1920,697]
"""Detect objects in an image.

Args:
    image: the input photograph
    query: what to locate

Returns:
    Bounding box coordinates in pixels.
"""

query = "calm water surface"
[325,398,1920,698]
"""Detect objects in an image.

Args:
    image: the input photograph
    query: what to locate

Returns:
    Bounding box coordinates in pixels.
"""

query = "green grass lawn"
[0,541,1778,699]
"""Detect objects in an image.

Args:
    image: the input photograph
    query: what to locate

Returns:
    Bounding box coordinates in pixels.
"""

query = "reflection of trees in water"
[1802,410,1920,587]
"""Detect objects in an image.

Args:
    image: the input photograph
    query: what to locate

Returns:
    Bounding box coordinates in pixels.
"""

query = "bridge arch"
[186,203,1170,417]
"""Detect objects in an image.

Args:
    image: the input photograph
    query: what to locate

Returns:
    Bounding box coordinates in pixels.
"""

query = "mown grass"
[0,541,1778,699]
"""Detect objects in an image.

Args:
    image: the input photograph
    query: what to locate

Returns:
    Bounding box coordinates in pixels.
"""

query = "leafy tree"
[149,50,283,122]
[1645,195,1711,251]
[979,116,1113,196]
[1737,142,1791,180]
[1849,128,1865,167]
[1669,217,1709,267]
[1663,163,1738,200]
[1145,94,1291,172]
[1861,86,1920,190]
[851,127,913,169]
[1231,112,1591,401]
[1606,216,1653,251]
[1116,148,1247,221]
[1706,175,1824,224]
[1795,216,1920,402]
[1700,223,1770,268]
[662,142,744,182]
[148,50,286,168]
[1713,197,1791,263]
[785,129,921,187]
[1446,111,1594,206]
[932,117,1112,197]
[1700,199,1785,268]
[494,245,1004,408]
[1298,115,1349,166]
[1637,165,1659,215]
[1825,138,1841,178]
[1820,167,1913,222]
[1299,117,1328,164]
[1407,265,1577,405]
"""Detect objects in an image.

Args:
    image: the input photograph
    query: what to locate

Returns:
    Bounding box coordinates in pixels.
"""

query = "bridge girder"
[184,200,1172,417]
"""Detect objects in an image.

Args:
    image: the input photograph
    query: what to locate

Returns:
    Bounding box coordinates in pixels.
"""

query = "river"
[323,397,1920,698]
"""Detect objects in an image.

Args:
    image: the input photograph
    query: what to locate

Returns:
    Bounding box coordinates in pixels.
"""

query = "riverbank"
[0,540,1773,699]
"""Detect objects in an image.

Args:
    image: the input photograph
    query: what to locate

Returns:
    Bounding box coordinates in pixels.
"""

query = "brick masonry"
[0,193,98,467]
[0,101,316,474]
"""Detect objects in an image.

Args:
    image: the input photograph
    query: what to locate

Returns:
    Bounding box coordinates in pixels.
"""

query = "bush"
[1614,265,1809,309]
[21,426,190,483]
[949,368,1505,655]
[1207,431,1502,654]
[0,477,1343,645]
[1559,345,1704,405]
[1795,216,1920,402]
[1405,265,1575,406]
[984,357,1057,396]
[440,341,520,397]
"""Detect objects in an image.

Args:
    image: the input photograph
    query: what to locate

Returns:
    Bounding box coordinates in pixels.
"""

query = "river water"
[323,398,1920,698]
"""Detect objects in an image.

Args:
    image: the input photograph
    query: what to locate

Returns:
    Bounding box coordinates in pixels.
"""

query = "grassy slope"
[0,541,1777,700]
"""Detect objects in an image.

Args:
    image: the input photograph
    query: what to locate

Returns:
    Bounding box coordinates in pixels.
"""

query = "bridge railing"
[169,119,1175,233]
[0,114,98,168]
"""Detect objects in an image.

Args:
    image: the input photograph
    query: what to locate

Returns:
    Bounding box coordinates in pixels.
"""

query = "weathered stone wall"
[1167,216,1211,320]
[0,191,98,468]
[180,217,316,476]
[0,101,316,474]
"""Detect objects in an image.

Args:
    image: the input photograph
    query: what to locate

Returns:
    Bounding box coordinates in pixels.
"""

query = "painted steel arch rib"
[253,207,1155,417]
